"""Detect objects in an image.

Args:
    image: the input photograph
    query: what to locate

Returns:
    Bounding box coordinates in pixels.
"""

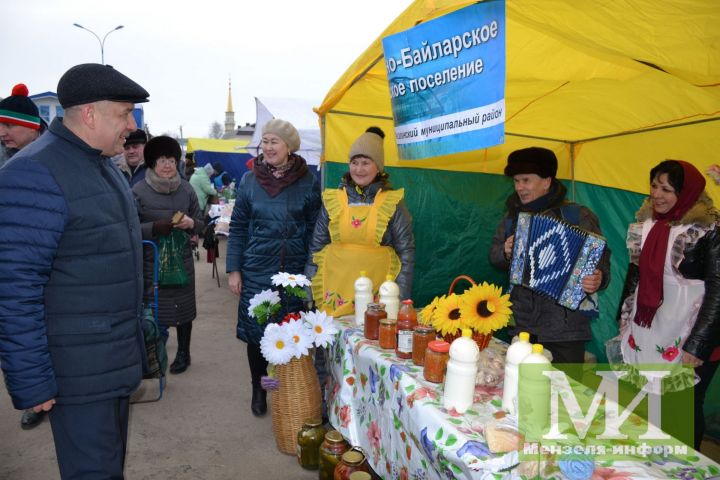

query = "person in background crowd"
[0,63,149,479]
[612,160,719,450]
[226,119,321,417]
[489,147,610,365]
[189,161,218,213]
[305,126,415,315]
[184,151,196,180]
[0,83,46,169]
[133,136,203,375]
[0,83,49,430]
[211,161,232,190]
[115,128,148,186]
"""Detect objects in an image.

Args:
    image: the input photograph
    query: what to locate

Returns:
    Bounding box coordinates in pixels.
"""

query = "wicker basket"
[443,275,494,351]
[270,354,322,455]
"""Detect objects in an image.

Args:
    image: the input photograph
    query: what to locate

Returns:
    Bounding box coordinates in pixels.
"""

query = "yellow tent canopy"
[317,0,720,203]
[315,0,720,373]
[185,138,249,154]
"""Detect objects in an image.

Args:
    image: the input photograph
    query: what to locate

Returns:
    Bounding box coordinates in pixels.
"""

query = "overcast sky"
[1,0,411,138]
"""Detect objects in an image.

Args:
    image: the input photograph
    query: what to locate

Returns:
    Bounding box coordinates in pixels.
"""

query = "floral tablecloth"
[326,316,720,480]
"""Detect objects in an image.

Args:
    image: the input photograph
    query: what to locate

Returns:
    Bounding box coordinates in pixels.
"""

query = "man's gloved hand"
[260,375,280,391]
[152,219,173,237]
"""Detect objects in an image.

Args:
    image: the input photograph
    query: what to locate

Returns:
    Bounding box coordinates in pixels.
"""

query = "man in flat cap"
[489,147,610,370]
[116,128,149,186]
[0,63,149,479]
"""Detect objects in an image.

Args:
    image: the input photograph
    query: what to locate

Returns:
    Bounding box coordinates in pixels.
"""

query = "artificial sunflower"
[458,282,512,335]
[420,295,444,326]
[431,293,469,336]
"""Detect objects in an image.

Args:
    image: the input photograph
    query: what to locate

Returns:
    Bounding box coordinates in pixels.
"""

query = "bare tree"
[208,121,224,139]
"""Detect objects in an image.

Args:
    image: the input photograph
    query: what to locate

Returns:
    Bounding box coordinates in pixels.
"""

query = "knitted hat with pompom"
[0,84,41,130]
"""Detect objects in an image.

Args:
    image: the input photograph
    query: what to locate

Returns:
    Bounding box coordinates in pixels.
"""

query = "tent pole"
[320,115,327,188]
[570,142,576,201]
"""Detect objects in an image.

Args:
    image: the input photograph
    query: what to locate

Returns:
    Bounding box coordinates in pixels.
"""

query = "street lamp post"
[72,23,124,64]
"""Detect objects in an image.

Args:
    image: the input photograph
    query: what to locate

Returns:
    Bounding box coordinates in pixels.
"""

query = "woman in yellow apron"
[306,127,415,317]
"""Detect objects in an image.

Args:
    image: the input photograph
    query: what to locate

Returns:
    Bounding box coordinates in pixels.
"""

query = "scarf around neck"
[634,161,706,328]
[253,153,309,198]
[145,168,181,194]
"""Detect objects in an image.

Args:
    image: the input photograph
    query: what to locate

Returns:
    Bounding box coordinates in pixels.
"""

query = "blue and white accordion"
[508,212,606,310]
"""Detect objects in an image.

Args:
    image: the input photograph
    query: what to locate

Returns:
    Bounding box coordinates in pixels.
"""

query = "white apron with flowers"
[619,220,704,394]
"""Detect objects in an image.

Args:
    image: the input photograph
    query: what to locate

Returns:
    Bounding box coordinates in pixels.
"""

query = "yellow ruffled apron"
[312,188,404,317]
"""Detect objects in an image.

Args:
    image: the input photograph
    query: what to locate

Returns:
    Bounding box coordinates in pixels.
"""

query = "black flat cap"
[504,147,558,179]
[57,63,149,108]
[124,129,147,145]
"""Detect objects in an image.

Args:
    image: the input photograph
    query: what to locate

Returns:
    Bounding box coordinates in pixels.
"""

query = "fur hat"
[143,135,181,169]
[349,126,385,171]
[211,162,225,174]
[504,147,558,179]
[57,63,149,108]
[124,129,147,146]
[0,84,41,130]
[262,118,300,153]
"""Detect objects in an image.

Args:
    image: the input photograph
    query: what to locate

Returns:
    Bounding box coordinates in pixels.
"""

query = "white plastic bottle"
[354,271,374,326]
[517,344,552,438]
[443,328,480,414]
[501,332,533,415]
[378,275,400,320]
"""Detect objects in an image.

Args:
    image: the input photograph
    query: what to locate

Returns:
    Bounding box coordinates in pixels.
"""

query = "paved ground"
[0,239,317,480]
[2,240,720,479]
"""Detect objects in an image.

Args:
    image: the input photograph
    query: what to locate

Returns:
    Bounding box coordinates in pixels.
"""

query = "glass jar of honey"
[378,318,397,350]
[424,340,450,383]
[364,303,386,341]
[396,299,417,359]
[412,325,436,366]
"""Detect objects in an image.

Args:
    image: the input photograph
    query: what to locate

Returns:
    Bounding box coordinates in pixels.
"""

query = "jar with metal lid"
[378,318,397,350]
[424,340,450,383]
[349,472,372,480]
[396,299,417,359]
[333,448,370,480]
[412,325,436,366]
[297,418,327,470]
[319,430,350,480]
[363,303,386,341]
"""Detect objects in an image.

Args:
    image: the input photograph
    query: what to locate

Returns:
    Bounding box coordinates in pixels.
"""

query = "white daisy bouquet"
[248,272,312,325]
[260,310,338,366]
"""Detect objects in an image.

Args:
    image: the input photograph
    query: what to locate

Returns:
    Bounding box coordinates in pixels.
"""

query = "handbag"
[158,229,190,288]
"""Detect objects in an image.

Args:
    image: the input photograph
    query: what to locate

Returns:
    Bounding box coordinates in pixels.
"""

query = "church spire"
[224,75,236,137]
[226,76,234,113]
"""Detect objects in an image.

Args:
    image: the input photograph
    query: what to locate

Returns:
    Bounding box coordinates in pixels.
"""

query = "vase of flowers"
[255,275,339,455]
[420,275,512,351]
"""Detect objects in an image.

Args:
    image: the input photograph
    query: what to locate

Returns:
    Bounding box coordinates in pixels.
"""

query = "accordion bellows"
[509,212,606,310]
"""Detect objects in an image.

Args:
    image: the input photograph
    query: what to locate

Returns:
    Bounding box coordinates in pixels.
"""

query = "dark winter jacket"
[226,155,321,344]
[618,195,720,361]
[133,176,204,327]
[489,181,611,342]
[0,118,145,409]
[305,174,416,299]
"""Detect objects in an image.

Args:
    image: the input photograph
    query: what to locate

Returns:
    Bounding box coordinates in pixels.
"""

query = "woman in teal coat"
[226,119,321,416]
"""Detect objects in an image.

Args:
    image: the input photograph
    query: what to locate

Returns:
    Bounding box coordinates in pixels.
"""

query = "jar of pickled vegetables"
[333,448,370,480]
[378,318,397,350]
[364,303,386,341]
[319,430,350,480]
[412,325,436,366]
[424,340,450,383]
[297,418,327,469]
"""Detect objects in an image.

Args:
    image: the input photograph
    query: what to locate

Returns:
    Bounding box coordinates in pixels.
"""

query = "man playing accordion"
[489,147,611,366]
